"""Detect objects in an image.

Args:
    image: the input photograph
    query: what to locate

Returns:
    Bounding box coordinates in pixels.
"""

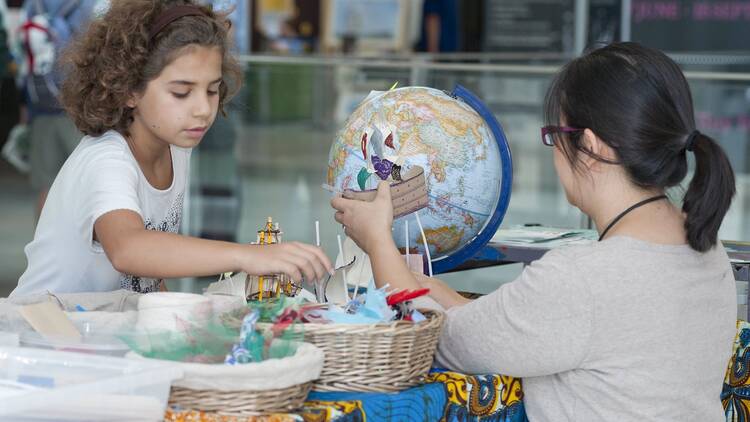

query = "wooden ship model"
[344,165,429,218]
[245,217,301,301]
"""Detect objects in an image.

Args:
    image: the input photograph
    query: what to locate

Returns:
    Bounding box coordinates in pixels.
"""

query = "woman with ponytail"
[332,42,737,420]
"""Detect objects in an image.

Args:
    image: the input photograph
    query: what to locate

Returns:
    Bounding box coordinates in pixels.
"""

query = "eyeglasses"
[541,126,584,146]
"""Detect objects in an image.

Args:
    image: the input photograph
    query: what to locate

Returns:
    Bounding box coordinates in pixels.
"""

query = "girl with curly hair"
[11,0,333,296]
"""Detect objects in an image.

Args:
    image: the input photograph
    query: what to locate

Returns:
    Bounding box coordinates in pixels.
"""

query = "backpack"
[18,0,80,112]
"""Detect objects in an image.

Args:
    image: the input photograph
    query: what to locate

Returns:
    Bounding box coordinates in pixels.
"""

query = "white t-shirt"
[11,130,191,297]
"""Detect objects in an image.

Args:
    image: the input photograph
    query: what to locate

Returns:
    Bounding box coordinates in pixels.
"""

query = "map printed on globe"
[327,86,506,262]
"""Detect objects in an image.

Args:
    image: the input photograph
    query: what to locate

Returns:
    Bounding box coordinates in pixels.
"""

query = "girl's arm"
[95,209,334,283]
[413,272,471,308]
[331,182,468,309]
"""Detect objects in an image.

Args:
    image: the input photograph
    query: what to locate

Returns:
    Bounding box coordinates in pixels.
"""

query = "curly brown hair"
[60,0,243,137]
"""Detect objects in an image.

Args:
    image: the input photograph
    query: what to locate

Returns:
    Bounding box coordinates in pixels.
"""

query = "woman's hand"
[238,242,333,285]
[331,181,394,254]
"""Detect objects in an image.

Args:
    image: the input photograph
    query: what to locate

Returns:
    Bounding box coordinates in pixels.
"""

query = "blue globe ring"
[430,85,514,274]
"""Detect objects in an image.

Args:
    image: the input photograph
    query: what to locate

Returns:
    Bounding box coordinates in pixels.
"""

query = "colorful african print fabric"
[301,369,527,421]
[723,320,750,421]
[164,411,301,422]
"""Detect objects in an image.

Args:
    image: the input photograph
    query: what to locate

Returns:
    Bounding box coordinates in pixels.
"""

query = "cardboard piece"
[20,301,81,340]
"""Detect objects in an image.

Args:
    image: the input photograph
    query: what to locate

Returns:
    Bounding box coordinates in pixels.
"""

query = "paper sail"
[357,167,371,190]
[384,132,395,149]
[370,126,384,158]
[319,237,373,305]
[342,236,373,292]
[371,155,393,180]
[318,256,357,304]
[360,132,368,159]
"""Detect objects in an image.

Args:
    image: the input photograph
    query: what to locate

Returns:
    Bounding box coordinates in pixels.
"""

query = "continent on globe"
[424,226,465,255]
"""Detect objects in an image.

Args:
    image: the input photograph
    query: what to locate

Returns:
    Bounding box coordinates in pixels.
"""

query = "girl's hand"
[331,181,394,254]
[238,242,333,285]
[95,209,332,281]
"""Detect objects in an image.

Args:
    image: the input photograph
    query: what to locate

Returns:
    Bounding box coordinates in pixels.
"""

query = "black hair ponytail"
[682,132,735,252]
[544,42,736,252]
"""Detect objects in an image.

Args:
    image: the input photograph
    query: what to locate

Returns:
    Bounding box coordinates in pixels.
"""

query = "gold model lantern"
[245,217,301,301]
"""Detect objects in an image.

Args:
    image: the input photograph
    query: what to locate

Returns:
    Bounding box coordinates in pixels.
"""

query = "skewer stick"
[405,220,410,267]
[314,220,321,285]
[415,212,433,276]
[337,234,350,301]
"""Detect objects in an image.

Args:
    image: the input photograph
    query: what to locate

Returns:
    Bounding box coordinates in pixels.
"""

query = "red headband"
[148,5,206,41]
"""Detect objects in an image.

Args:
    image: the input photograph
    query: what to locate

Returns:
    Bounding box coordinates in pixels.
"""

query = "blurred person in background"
[0,0,20,152]
[18,0,100,218]
[415,0,459,53]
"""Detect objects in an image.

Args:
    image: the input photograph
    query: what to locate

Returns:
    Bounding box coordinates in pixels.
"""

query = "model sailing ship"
[245,217,301,301]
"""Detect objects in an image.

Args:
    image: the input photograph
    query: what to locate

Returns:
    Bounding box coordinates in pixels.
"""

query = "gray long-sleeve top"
[424,236,736,421]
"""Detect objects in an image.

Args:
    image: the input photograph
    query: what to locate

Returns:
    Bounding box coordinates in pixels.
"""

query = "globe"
[327,85,513,273]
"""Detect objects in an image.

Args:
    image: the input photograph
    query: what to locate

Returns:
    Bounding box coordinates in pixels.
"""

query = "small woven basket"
[168,382,312,416]
[132,342,323,416]
[281,309,445,393]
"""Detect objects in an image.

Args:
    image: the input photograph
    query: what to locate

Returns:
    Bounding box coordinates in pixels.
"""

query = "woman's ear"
[581,128,617,171]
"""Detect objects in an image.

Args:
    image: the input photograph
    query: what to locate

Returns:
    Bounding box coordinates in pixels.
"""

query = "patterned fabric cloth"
[301,369,527,421]
[164,412,301,422]
[723,320,750,421]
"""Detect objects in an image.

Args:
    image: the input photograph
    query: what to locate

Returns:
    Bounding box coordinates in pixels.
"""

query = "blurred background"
[1,0,749,297]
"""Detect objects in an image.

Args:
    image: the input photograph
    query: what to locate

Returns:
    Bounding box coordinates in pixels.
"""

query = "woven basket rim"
[253,308,444,330]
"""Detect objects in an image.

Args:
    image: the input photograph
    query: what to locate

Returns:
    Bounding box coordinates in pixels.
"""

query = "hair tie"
[685,130,700,152]
[148,5,206,41]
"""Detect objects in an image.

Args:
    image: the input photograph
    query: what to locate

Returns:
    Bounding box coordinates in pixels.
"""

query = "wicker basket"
[168,382,312,416]
[284,309,445,393]
[130,342,323,416]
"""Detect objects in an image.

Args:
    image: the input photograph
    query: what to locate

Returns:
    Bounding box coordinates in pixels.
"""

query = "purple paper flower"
[371,155,393,180]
